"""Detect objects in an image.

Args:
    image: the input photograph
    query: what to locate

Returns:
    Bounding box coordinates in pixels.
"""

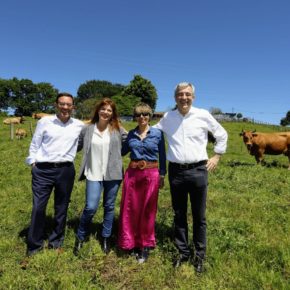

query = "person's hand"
[159,175,165,189]
[206,154,221,172]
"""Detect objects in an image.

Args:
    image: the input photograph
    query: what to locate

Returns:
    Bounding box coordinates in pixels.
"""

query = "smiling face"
[135,112,150,128]
[175,85,194,115]
[98,104,113,124]
[55,96,74,122]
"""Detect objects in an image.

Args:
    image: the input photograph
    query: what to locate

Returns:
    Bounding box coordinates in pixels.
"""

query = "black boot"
[137,247,150,264]
[73,238,83,256]
[102,237,110,254]
[130,247,141,257]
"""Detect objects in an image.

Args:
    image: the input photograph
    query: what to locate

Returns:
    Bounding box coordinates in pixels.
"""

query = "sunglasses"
[134,113,150,118]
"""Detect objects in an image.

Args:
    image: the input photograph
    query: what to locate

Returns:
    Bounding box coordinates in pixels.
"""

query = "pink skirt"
[118,167,160,250]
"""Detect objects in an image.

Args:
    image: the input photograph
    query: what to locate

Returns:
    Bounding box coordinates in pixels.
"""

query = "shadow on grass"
[111,218,175,259]
[263,160,289,169]
[66,214,176,259]
[227,160,255,167]
[18,216,62,243]
[227,159,288,169]
[20,211,176,260]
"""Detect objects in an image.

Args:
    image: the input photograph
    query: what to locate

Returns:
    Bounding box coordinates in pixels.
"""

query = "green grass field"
[0,118,289,289]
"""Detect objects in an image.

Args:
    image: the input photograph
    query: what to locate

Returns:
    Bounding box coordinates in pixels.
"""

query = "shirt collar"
[133,125,151,135]
[175,106,195,117]
[54,114,73,125]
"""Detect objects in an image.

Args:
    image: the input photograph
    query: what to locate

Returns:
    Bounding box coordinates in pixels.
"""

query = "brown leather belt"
[129,160,158,170]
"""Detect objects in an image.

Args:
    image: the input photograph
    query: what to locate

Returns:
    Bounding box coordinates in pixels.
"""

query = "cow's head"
[20,116,25,123]
[239,129,257,151]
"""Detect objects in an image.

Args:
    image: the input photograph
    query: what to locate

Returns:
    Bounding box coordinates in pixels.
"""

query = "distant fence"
[218,118,290,131]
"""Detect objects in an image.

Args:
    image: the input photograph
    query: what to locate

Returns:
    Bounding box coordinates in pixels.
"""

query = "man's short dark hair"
[56,92,74,104]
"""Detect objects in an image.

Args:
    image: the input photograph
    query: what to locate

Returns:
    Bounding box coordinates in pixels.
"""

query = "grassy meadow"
[0,117,289,289]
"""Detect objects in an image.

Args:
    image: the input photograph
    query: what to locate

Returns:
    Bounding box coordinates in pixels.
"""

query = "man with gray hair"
[155,82,228,273]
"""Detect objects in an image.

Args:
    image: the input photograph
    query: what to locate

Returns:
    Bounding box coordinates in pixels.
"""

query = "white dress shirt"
[84,126,110,181]
[26,115,84,165]
[154,107,228,163]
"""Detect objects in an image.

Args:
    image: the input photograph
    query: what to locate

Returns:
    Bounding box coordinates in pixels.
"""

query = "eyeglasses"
[134,113,150,118]
[58,102,73,108]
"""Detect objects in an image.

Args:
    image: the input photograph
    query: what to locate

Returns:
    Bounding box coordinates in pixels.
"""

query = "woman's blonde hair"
[133,103,153,119]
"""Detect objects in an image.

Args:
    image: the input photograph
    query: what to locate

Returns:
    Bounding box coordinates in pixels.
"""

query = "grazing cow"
[3,116,25,125]
[239,130,290,169]
[32,112,53,119]
[15,128,27,139]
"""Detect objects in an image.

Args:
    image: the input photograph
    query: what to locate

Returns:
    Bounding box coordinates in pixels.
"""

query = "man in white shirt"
[155,82,228,273]
[25,93,84,257]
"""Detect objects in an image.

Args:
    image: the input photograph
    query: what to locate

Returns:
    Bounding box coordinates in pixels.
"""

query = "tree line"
[0,75,157,119]
[1,76,289,125]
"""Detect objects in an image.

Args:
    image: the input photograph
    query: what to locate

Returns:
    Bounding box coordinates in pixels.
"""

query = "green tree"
[122,75,157,110]
[75,98,98,119]
[10,78,37,116]
[1,78,58,116]
[77,80,125,101]
[0,78,13,110]
[237,113,243,119]
[280,110,290,126]
[112,94,141,116]
[33,82,58,113]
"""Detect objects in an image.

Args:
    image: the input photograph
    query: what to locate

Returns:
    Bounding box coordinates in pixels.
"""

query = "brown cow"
[32,112,53,119]
[15,128,27,139]
[239,130,290,169]
[3,116,25,125]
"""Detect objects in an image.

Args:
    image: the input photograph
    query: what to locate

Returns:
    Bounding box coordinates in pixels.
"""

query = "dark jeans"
[27,163,75,253]
[168,162,208,259]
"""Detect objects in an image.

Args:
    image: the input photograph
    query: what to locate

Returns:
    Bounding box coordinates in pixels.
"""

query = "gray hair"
[174,82,195,97]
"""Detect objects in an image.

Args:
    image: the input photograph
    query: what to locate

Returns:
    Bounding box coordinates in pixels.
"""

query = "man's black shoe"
[194,256,205,274]
[173,255,190,268]
[73,238,83,256]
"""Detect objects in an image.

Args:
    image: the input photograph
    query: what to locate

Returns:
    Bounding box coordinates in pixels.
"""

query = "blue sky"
[1,0,289,125]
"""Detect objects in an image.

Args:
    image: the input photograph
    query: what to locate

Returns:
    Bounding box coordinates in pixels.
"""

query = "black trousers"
[168,162,208,259]
[27,162,75,253]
